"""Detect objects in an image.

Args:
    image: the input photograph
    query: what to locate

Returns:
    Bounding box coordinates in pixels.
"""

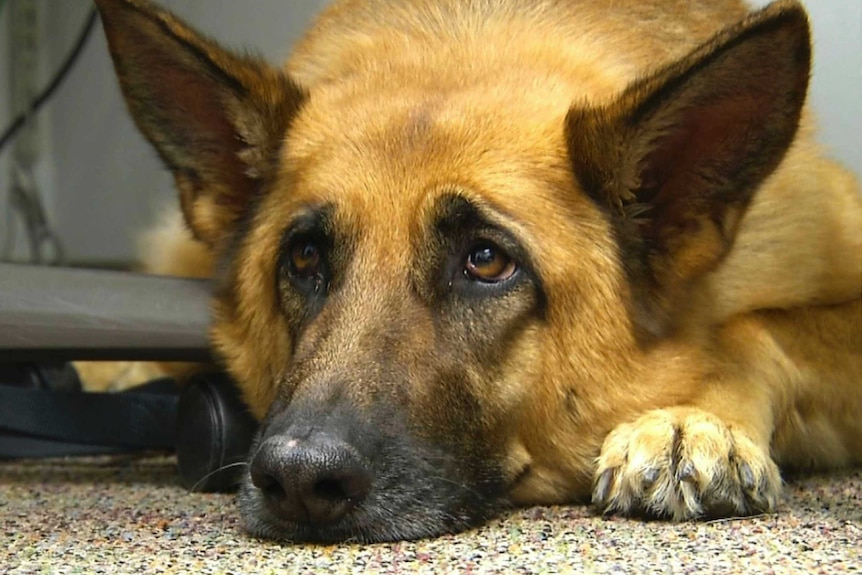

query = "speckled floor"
[1,455,859,574]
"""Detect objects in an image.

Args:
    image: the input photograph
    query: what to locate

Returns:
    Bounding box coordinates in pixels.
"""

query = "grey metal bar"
[0,263,212,361]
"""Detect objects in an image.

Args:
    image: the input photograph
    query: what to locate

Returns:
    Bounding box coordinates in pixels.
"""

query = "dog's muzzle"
[238,393,508,543]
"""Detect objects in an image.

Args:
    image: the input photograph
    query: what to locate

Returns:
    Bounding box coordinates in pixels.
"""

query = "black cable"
[0,8,99,154]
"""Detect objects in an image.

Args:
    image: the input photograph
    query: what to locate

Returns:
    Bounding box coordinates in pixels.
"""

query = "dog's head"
[96,0,810,542]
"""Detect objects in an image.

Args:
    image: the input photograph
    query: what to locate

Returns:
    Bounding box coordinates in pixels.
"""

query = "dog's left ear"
[95,0,305,246]
[567,0,810,339]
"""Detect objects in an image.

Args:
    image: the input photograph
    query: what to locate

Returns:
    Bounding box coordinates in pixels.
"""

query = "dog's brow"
[432,192,506,236]
[282,204,336,237]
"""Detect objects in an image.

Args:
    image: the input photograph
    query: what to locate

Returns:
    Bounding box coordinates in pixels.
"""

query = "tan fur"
[74,360,165,393]
[95,0,860,539]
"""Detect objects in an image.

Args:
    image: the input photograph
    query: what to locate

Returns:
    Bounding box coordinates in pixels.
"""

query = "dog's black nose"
[249,433,373,525]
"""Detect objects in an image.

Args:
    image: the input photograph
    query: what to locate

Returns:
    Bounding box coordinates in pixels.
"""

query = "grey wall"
[749,0,861,176]
[1,0,860,266]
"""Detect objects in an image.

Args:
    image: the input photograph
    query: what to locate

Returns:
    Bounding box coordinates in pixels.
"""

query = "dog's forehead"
[270,86,580,239]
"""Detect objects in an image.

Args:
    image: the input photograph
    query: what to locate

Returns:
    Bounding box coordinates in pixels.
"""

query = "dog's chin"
[237,470,508,544]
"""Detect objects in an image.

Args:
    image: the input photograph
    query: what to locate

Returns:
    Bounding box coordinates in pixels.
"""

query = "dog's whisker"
[188,461,250,493]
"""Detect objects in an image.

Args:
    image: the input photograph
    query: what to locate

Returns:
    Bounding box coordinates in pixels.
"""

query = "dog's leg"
[594,299,862,520]
[594,337,783,520]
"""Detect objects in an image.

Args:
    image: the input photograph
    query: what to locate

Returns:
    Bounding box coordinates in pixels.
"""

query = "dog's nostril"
[253,472,288,502]
[314,468,373,504]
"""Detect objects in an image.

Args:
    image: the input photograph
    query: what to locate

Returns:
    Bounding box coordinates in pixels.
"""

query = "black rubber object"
[176,372,258,493]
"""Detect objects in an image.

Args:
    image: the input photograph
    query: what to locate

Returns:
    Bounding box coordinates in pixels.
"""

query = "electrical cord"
[0,8,98,154]
[1,6,98,262]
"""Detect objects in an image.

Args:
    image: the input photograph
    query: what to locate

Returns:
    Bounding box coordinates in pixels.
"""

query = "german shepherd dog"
[94,0,861,542]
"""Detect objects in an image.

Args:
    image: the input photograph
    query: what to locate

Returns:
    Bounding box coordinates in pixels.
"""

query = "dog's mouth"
[237,420,510,543]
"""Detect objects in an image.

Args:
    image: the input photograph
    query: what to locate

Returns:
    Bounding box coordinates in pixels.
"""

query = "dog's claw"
[739,462,756,491]
[676,461,697,484]
[594,467,615,506]
[642,466,660,488]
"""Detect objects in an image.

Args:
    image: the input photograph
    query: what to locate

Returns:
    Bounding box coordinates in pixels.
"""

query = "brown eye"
[290,239,321,277]
[464,243,516,283]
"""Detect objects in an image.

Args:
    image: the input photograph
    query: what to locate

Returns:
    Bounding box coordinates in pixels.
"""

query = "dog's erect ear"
[95,0,305,246]
[567,1,810,339]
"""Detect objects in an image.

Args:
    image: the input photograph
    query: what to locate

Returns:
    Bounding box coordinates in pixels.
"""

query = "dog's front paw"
[593,408,781,520]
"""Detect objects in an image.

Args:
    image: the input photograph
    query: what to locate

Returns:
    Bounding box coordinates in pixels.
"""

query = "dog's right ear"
[95,0,305,246]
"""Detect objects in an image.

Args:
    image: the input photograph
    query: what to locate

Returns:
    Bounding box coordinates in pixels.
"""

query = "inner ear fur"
[95,0,306,246]
[566,0,811,340]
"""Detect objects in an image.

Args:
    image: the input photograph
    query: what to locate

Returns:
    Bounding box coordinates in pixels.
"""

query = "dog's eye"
[464,243,516,283]
[289,238,322,278]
